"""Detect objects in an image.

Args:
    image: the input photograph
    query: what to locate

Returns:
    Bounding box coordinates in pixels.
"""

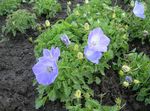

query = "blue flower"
[125,76,133,83]
[133,1,145,19]
[84,28,110,64]
[61,34,71,46]
[87,28,110,52]
[39,47,60,62]
[32,57,58,86]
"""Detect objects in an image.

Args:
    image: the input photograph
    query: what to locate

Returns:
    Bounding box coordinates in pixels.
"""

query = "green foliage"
[2,9,36,36]
[0,0,21,16]
[34,0,129,110]
[118,52,150,105]
[33,0,61,18]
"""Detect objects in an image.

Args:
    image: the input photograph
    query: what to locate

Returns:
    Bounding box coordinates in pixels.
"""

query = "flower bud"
[143,30,149,37]
[74,44,79,51]
[133,79,140,84]
[125,76,132,83]
[45,20,50,27]
[74,90,81,99]
[112,13,116,18]
[77,52,83,60]
[84,23,90,30]
[37,24,42,31]
[119,70,124,76]
[67,1,71,5]
[123,81,129,87]
[85,0,89,4]
[28,37,33,43]
[75,11,80,16]
[122,65,131,72]
[130,0,134,7]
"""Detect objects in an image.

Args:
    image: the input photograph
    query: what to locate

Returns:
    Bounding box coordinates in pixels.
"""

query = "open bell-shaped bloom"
[133,1,145,19]
[88,28,110,52]
[84,27,110,64]
[32,57,58,86]
[39,47,60,62]
[61,34,71,46]
[84,46,102,64]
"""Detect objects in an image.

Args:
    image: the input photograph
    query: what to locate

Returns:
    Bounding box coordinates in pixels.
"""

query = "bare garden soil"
[0,0,150,111]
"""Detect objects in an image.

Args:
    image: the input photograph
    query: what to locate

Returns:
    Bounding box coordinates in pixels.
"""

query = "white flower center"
[47,66,53,73]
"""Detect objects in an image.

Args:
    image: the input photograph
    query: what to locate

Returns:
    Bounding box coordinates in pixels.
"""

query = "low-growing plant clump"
[33,0,61,18]
[2,9,36,36]
[0,0,21,16]
[33,0,130,110]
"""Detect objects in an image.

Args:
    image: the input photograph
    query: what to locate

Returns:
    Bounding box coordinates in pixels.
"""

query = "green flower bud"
[84,23,90,31]
[119,70,124,76]
[112,13,116,18]
[45,20,50,27]
[85,0,89,4]
[123,81,129,87]
[74,90,81,99]
[77,52,83,60]
[74,44,79,51]
[133,79,140,84]
[67,1,71,5]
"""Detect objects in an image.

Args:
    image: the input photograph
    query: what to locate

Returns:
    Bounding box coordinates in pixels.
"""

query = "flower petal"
[43,49,51,57]
[133,1,145,19]
[84,46,102,64]
[88,28,110,52]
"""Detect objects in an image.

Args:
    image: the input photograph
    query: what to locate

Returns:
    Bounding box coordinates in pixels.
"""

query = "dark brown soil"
[129,39,150,56]
[91,68,150,111]
[0,0,150,111]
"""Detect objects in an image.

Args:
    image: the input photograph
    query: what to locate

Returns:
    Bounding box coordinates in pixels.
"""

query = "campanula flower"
[88,28,110,52]
[39,47,60,62]
[61,34,71,46]
[32,57,58,86]
[133,1,145,19]
[84,46,102,64]
[125,76,133,83]
[84,28,110,64]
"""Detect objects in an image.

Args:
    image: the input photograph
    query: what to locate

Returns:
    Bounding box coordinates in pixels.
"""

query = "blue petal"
[84,46,102,64]
[133,1,145,19]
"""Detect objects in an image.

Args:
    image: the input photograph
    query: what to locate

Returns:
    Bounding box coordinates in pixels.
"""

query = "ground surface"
[0,0,150,111]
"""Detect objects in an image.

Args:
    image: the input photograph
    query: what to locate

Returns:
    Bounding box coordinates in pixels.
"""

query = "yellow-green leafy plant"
[0,0,21,15]
[2,9,36,36]
[33,0,61,18]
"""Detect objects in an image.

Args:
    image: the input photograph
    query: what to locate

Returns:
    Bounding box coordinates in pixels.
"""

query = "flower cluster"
[84,28,110,64]
[32,28,110,85]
